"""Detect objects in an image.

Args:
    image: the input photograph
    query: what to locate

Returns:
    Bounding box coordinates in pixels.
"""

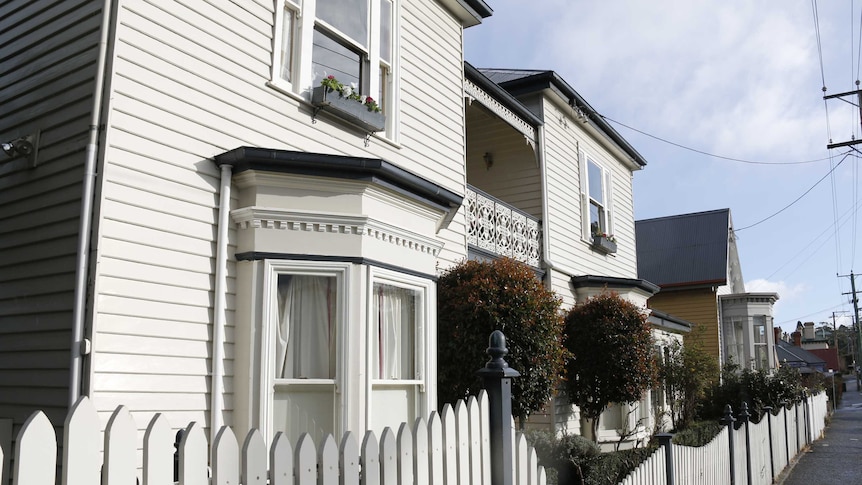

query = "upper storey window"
[274,0,396,134]
[578,150,615,244]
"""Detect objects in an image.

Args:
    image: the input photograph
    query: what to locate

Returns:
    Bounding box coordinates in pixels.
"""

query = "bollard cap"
[476,330,520,378]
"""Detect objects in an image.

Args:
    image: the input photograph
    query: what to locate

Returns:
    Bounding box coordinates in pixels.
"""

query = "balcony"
[466,185,541,267]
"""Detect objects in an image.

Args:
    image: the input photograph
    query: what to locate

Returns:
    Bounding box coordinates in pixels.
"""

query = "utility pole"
[824,87,862,149]
[839,271,862,388]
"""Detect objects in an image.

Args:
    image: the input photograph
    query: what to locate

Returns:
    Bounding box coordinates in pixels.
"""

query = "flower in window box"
[591,231,617,254]
[313,75,385,132]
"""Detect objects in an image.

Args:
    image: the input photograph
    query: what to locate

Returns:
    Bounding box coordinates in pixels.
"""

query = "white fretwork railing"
[466,186,541,267]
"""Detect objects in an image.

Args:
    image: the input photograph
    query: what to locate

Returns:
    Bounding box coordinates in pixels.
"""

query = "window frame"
[261,259,353,444]
[271,0,399,138]
[578,149,614,243]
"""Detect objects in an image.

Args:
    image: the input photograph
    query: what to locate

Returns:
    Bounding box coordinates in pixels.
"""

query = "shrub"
[563,292,656,441]
[659,336,719,430]
[671,420,723,447]
[701,361,805,421]
[585,445,658,485]
[437,258,567,422]
[526,431,600,485]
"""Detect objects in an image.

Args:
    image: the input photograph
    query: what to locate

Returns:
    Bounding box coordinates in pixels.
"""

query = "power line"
[734,151,853,231]
[598,114,832,165]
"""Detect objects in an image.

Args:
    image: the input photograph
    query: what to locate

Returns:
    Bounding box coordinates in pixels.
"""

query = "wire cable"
[597,114,832,165]
[735,151,853,231]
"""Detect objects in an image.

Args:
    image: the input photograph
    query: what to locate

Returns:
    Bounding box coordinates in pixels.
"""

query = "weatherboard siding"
[540,97,638,282]
[648,288,722,361]
[90,0,468,432]
[0,0,103,431]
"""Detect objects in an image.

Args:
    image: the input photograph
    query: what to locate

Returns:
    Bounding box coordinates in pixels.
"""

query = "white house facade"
[0,0,491,453]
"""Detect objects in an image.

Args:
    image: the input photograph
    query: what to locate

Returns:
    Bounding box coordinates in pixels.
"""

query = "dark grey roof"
[476,68,648,168]
[648,309,693,333]
[776,340,827,368]
[464,63,543,127]
[635,209,731,288]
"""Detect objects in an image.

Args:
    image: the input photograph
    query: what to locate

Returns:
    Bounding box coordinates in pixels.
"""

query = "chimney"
[803,321,815,340]
[792,331,802,347]
[774,326,781,344]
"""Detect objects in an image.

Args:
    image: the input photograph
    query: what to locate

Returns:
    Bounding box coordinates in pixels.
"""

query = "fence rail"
[619,392,829,485]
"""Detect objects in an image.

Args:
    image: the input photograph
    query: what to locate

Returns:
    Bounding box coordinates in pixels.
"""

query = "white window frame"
[271,0,400,138]
[260,259,352,444]
[365,267,434,434]
[578,149,614,242]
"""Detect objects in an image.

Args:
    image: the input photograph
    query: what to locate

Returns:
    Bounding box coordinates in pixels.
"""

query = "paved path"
[780,376,862,485]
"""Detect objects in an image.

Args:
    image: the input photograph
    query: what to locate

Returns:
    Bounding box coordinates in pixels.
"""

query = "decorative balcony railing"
[466,185,541,267]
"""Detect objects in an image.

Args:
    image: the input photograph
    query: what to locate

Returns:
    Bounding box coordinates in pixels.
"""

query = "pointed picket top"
[143,413,172,485]
[360,431,380,485]
[339,432,359,485]
[439,404,458,485]
[396,424,413,485]
[318,435,338,485]
[213,426,239,485]
[14,411,56,485]
[426,412,444,485]
[466,395,482,485]
[269,432,292,485]
[538,466,547,485]
[295,433,317,484]
[477,390,491,485]
[515,433,528,485]
[242,429,267,485]
[412,417,429,483]
[453,400,470,485]
[62,396,99,485]
[527,446,538,485]
[103,405,137,485]
[379,427,398,485]
[180,422,208,485]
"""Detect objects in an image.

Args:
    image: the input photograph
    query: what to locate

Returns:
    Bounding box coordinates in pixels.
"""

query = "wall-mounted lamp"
[483,152,493,169]
[2,131,39,166]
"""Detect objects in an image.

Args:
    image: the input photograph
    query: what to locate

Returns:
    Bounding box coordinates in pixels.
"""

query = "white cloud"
[745,278,808,327]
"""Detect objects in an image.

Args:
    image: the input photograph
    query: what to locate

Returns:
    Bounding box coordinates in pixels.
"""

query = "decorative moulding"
[231,207,443,256]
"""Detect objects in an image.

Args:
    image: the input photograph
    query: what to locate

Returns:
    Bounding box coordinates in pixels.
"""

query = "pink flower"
[365,97,374,103]
[327,75,335,79]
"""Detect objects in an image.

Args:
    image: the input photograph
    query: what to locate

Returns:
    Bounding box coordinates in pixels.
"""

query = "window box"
[592,235,617,255]
[312,86,385,133]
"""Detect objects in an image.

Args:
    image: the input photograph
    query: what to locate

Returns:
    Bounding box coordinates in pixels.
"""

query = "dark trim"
[234,252,438,281]
[657,279,726,290]
[648,309,693,333]
[490,70,647,168]
[570,274,660,296]
[464,62,543,127]
[461,0,493,19]
[214,147,463,212]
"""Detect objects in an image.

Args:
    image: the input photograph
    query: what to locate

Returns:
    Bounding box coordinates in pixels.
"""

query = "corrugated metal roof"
[776,340,826,367]
[635,209,731,287]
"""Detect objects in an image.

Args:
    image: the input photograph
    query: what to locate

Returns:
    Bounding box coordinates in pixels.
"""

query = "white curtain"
[276,275,336,379]
[373,283,415,379]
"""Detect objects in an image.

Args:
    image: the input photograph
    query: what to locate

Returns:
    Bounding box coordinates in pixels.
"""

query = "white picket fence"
[618,392,829,485]
[3,391,546,485]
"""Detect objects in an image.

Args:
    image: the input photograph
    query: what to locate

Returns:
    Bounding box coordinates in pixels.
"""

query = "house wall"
[88,0,469,437]
[0,0,104,432]
[649,288,721,361]
[539,97,638,282]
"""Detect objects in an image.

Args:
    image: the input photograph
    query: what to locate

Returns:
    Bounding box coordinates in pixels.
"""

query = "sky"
[464,1,862,334]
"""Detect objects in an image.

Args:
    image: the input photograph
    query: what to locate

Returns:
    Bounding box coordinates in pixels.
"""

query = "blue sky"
[465,1,862,333]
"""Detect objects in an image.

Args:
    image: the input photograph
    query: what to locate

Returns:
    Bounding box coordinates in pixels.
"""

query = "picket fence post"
[656,433,674,485]
[476,330,520,485]
[722,404,736,485]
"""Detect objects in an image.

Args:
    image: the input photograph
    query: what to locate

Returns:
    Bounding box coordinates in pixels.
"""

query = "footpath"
[779,375,862,485]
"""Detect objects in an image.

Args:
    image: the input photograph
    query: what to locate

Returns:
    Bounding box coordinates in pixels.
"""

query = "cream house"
[463,65,686,449]
[0,0,491,452]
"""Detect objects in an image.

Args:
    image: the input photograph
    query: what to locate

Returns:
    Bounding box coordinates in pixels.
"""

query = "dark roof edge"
[635,208,731,225]
[465,62,543,126]
[570,275,660,296]
[462,0,493,19]
[648,309,693,333]
[214,147,463,210]
[656,279,727,289]
[495,71,648,167]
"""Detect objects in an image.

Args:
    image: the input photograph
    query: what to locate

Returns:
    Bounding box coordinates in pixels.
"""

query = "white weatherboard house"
[0,0,492,459]
[463,65,688,449]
